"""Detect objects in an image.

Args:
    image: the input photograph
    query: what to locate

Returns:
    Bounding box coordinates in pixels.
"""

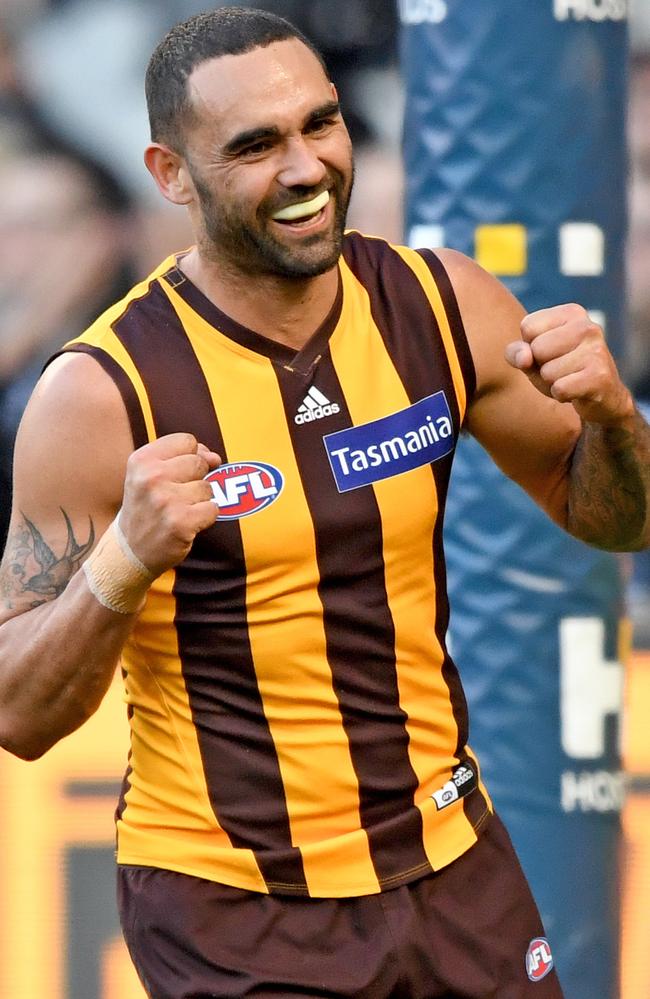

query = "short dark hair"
[145,6,329,152]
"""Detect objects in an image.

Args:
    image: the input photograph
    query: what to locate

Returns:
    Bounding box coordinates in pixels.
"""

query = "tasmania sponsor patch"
[206,462,284,520]
[323,392,454,493]
[526,938,554,982]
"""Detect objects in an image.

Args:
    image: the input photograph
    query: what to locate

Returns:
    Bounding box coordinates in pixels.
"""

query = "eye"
[306,117,335,135]
[240,140,272,157]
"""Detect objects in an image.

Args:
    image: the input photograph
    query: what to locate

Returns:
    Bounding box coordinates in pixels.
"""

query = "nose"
[276,136,327,190]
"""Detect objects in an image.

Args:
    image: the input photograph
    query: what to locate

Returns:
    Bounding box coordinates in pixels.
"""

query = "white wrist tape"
[83,514,154,615]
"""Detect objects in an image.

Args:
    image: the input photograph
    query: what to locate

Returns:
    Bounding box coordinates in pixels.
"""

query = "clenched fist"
[119,433,220,577]
[505,303,634,427]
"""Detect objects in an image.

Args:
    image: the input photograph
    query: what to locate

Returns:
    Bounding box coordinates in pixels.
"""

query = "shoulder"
[62,252,180,356]
[431,248,520,318]
[30,350,132,432]
[426,249,527,394]
[341,231,457,294]
[13,352,133,520]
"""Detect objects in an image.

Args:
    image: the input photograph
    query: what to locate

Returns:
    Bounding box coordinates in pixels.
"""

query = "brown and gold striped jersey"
[63,231,492,897]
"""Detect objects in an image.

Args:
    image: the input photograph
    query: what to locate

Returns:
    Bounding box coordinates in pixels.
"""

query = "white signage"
[398,0,448,25]
[554,0,628,22]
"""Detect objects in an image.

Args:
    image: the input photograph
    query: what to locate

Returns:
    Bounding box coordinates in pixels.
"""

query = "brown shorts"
[117,813,564,999]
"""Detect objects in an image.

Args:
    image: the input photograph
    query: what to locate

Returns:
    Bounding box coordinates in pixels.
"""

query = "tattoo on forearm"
[569,411,650,550]
[0,510,95,609]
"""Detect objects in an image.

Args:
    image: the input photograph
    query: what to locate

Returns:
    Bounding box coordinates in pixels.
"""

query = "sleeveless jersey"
[63,231,492,897]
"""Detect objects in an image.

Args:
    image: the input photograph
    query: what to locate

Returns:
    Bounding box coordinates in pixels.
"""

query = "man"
[0,8,647,998]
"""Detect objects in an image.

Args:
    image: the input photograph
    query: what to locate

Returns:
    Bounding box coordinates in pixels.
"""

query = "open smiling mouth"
[271,190,330,228]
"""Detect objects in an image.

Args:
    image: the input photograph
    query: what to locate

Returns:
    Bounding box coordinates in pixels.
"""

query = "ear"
[144,143,194,206]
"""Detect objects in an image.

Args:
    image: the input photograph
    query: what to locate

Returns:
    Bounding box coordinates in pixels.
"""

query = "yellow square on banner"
[475,224,528,276]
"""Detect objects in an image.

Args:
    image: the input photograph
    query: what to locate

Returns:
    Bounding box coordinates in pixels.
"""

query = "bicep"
[0,353,133,624]
[436,249,581,522]
[466,366,580,521]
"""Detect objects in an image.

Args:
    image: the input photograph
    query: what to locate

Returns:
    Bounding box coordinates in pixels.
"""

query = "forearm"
[567,406,650,551]
[0,572,136,760]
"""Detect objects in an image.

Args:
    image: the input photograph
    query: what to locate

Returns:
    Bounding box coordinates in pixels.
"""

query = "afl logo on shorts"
[526,938,554,982]
[206,462,284,520]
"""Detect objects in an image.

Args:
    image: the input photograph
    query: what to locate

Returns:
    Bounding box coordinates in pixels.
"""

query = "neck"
[178,247,340,350]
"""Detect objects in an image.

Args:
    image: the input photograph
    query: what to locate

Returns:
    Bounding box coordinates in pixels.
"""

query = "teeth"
[272,190,329,222]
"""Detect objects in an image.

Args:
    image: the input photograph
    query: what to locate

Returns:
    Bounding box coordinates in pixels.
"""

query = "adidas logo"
[294,386,341,425]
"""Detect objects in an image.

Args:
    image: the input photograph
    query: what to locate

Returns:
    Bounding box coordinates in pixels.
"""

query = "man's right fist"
[119,433,221,576]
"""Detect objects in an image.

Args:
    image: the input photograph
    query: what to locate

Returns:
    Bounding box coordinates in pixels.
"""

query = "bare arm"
[0,353,219,760]
[566,408,649,550]
[507,304,649,551]
[0,355,135,759]
[437,249,650,551]
[0,529,137,759]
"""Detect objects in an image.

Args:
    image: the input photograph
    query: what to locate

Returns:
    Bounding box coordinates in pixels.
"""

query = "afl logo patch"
[206,462,284,520]
[526,938,554,982]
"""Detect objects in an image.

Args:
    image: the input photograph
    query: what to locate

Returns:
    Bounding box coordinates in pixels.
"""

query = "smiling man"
[0,7,648,999]
[145,20,353,302]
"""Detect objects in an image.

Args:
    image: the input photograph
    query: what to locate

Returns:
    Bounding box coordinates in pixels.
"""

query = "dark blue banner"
[400,3,629,996]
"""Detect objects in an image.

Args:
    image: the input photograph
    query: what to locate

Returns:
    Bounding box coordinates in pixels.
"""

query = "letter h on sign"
[559,617,623,760]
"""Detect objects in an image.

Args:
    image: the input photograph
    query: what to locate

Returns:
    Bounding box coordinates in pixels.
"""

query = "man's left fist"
[505,303,634,426]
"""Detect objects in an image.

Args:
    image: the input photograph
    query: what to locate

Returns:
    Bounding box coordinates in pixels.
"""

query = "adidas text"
[295,403,340,425]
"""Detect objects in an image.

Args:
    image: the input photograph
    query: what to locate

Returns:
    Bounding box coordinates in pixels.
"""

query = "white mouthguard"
[272,190,330,222]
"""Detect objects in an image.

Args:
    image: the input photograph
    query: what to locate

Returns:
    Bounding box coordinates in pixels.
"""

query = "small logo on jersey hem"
[431,762,477,811]
[295,386,340,425]
[526,938,554,982]
[206,462,284,520]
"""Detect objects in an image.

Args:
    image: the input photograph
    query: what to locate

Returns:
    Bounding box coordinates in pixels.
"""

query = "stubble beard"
[192,167,354,280]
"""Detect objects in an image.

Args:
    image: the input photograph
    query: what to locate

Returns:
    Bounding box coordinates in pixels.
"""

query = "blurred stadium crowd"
[0,0,648,639]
